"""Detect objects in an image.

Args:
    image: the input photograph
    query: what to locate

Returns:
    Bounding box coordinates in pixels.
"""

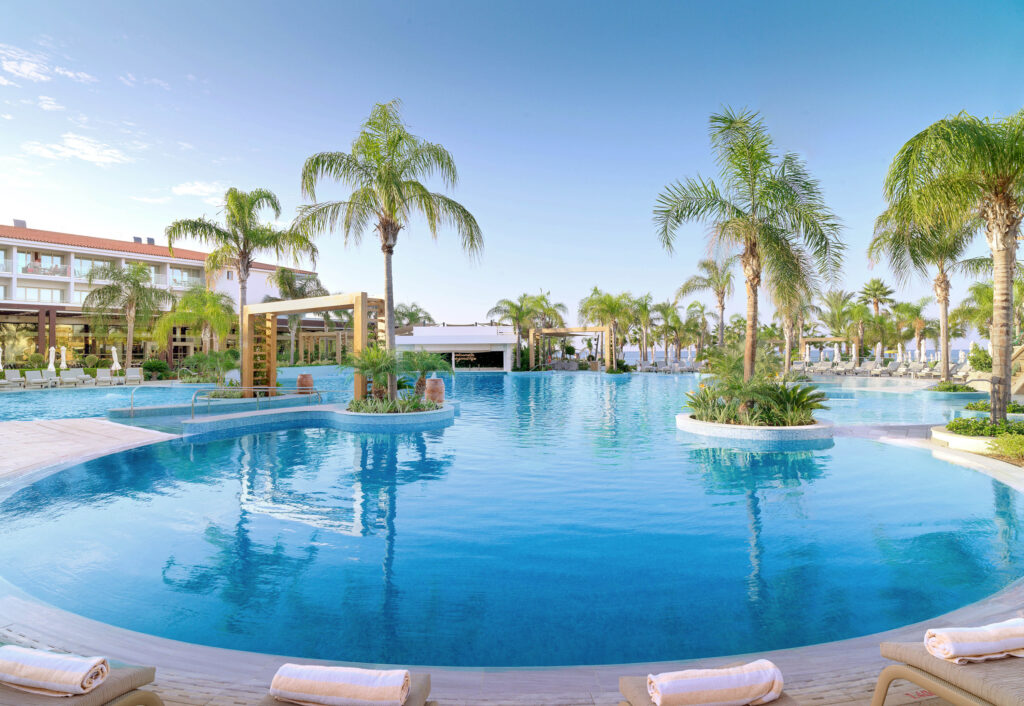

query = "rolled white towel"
[0,645,109,696]
[270,663,410,706]
[925,617,1024,664]
[648,659,784,706]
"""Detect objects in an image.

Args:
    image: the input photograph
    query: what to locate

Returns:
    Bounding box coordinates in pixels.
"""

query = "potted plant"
[343,347,398,399]
[400,351,454,398]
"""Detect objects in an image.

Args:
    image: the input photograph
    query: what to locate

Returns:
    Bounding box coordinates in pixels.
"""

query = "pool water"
[0,384,214,421]
[0,373,1020,667]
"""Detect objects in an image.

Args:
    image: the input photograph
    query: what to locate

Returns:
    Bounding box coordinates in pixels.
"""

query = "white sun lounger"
[124,368,143,385]
[23,370,53,388]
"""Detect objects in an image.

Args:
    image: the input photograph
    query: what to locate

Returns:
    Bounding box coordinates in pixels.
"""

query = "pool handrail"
[189,386,324,419]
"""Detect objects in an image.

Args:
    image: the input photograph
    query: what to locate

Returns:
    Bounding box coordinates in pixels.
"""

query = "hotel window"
[226,270,234,280]
[72,290,89,304]
[74,257,111,278]
[0,285,7,299]
[19,252,65,276]
[171,267,202,287]
[18,287,64,302]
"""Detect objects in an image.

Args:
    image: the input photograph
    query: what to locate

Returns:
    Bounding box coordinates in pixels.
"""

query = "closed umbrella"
[874,341,882,362]
[59,346,68,370]
[46,346,56,372]
[959,350,967,364]
[110,345,122,372]
[896,341,904,364]
[833,342,841,362]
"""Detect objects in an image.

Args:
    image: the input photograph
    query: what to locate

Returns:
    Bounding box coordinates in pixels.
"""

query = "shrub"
[27,353,45,368]
[685,378,827,427]
[930,381,977,392]
[945,418,1024,437]
[577,360,590,371]
[346,397,439,414]
[989,434,1024,460]
[141,358,171,380]
[96,357,113,368]
[968,345,992,372]
[965,400,1024,414]
[84,354,99,368]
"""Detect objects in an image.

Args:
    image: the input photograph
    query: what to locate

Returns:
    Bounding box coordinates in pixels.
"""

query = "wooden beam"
[352,292,367,400]
[266,313,277,394]
[241,312,253,398]
[528,328,536,369]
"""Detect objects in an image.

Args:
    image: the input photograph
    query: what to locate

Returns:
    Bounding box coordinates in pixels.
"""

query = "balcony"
[0,261,12,274]
[170,276,204,289]
[20,263,71,277]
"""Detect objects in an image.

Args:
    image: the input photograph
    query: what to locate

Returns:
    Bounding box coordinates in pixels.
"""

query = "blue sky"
[1,0,1022,332]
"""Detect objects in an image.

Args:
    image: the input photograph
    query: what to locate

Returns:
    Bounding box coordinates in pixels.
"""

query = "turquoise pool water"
[0,372,1020,667]
[0,384,214,421]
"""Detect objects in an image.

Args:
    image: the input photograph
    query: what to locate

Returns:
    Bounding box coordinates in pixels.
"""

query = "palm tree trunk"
[934,271,952,382]
[383,243,398,400]
[743,280,759,381]
[992,243,1016,421]
[717,296,726,347]
[289,327,296,365]
[782,321,792,374]
[201,325,211,354]
[125,309,135,369]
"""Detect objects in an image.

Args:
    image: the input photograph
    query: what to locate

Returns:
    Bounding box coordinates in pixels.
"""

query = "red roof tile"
[0,225,292,273]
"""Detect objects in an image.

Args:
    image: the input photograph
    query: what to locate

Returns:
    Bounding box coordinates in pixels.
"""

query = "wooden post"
[298,332,304,365]
[241,311,254,398]
[352,292,367,400]
[528,328,536,369]
[266,313,277,393]
[336,331,343,365]
[603,325,613,369]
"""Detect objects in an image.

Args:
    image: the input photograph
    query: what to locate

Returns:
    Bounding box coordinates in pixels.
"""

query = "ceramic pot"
[296,373,315,394]
[424,377,445,405]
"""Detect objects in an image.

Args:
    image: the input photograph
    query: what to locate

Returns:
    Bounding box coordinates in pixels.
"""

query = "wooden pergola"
[528,325,612,369]
[298,330,351,365]
[798,336,848,359]
[241,293,384,399]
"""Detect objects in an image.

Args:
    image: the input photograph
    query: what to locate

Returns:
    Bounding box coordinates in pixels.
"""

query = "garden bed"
[675,413,833,441]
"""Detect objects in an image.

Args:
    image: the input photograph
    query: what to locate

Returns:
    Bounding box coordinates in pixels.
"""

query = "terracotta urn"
[296,373,315,394]
[424,377,445,405]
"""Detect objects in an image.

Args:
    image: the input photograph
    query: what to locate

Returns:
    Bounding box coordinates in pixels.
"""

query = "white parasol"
[46,346,56,372]
[959,350,967,364]
[833,342,841,362]
[874,341,883,362]
[59,345,68,370]
[110,345,122,372]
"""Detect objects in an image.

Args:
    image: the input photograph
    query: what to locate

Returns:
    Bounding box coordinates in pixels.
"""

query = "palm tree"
[344,346,398,400]
[579,289,632,368]
[953,281,995,342]
[869,214,982,381]
[845,303,872,368]
[296,100,482,400]
[686,301,712,360]
[84,262,175,368]
[675,256,738,346]
[487,294,537,370]
[858,278,895,316]
[632,293,655,362]
[891,298,933,363]
[817,289,855,339]
[166,187,318,341]
[400,351,453,398]
[655,108,843,380]
[771,280,812,374]
[263,268,329,364]
[153,285,235,355]
[652,301,679,364]
[882,108,1024,420]
[530,291,568,363]
[394,302,435,327]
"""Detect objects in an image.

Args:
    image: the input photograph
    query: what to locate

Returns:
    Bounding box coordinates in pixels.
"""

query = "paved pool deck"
[0,417,1019,705]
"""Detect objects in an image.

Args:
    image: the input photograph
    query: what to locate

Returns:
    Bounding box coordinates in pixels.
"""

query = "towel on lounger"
[924,617,1024,664]
[0,645,109,696]
[647,659,784,706]
[270,663,410,706]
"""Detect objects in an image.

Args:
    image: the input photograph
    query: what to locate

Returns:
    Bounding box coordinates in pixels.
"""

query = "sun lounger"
[69,368,96,386]
[850,360,876,376]
[791,361,806,372]
[834,360,855,375]
[94,369,120,386]
[618,674,800,706]
[870,640,1024,706]
[872,360,900,376]
[43,369,58,383]
[59,370,83,387]
[23,370,52,389]
[256,672,431,706]
[0,661,163,706]
[124,369,143,385]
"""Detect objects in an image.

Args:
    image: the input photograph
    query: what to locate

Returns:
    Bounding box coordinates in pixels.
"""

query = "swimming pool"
[0,384,213,421]
[0,372,1020,667]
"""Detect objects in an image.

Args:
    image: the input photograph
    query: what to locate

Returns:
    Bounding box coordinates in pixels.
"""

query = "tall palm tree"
[487,294,537,369]
[579,290,632,368]
[858,278,895,316]
[296,100,482,399]
[84,262,175,368]
[153,285,235,355]
[530,290,568,362]
[686,301,711,359]
[869,214,982,381]
[264,268,329,364]
[655,108,843,380]
[652,301,680,364]
[394,302,435,327]
[817,289,855,339]
[882,108,1024,420]
[166,187,318,341]
[953,281,995,342]
[675,256,738,346]
[771,280,813,373]
[844,303,872,367]
[891,298,933,363]
[632,294,655,362]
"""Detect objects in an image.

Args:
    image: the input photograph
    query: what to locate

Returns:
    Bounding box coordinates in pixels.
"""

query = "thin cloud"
[37,95,64,111]
[118,73,136,87]
[23,132,132,165]
[0,113,12,120]
[2,59,50,82]
[177,141,194,150]
[53,67,97,83]
[172,181,223,197]
[203,196,221,206]
[0,75,17,87]
[0,43,98,85]
[144,77,170,91]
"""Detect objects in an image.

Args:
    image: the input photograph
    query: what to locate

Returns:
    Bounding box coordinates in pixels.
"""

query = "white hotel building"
[0,221,293,364]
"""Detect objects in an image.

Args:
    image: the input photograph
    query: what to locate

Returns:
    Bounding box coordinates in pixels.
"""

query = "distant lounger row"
[793,359,974,381]
[0,368,142,389]
[636,360,705,373]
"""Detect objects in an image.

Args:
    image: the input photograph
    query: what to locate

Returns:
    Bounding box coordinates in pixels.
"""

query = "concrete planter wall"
[931,426,995,454]
[675,413,833,441]
[182,403,455,437]
[921,389,989,401]
[955,409,1024,422]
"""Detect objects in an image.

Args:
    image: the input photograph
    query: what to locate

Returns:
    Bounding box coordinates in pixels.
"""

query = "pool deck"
[0,417,1019,705]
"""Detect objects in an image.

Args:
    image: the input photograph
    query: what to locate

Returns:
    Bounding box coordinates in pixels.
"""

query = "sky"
[1,0,1023,334]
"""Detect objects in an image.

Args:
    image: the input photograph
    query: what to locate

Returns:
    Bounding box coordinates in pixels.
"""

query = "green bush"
[224,347,241,362]
[577,360,590,371]
[141,358,171,380]
[96,358,113,368]
[27,353,45,368]
[84,354,99,368]
[346,397,439,414]
[965,400,1024,413]
[989,434,1024,460]
[946,418,1024,437]
[930,381,977,392]
[968,346,992,372]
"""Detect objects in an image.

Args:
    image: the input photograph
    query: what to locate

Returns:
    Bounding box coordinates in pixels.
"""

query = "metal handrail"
[190,386,323,419]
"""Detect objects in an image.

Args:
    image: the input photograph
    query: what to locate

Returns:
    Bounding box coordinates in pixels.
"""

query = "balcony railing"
[20,263,71,277]
[0,261,12,274]
[170,276,204,288]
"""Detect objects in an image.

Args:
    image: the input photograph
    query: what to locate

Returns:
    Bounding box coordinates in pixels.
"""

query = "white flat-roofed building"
[0,221,314,363]
[396,324,517,371]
